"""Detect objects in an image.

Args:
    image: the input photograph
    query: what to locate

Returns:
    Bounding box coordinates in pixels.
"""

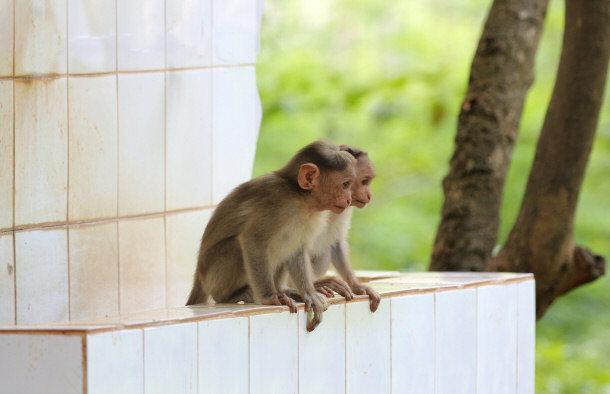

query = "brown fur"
[186,140,356,331]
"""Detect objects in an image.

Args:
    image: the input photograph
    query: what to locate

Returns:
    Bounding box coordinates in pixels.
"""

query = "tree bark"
[430,0,549,271]
[489,0,609,318]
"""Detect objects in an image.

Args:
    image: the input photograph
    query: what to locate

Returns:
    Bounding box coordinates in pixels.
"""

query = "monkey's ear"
[297,163,320,190]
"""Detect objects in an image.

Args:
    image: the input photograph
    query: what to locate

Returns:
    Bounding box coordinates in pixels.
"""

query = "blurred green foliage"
[254,0,610,392]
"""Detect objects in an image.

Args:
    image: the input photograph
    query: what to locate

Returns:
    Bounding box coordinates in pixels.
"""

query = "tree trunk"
[430,0,549,271]
[489,0,609,318]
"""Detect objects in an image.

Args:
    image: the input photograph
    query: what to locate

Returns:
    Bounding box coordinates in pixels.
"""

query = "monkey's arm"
[310,251,354,300]
[238,236,297,313]
[331,240,381,312]
[286,250,328,331]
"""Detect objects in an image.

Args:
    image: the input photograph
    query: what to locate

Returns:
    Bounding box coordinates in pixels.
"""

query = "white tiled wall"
[0,276,536,394]
[0,0,263,325]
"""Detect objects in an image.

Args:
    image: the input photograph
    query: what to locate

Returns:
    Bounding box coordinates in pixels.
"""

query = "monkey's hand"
[303,292,328,332]
[261,293,298,314]
[280,288,304,303]
[314,276,354,301]
[350,283,381,312]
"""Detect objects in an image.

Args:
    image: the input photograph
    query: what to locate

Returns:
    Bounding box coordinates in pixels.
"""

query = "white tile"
[15,0,67,76]
[87,329,143,394]
[212,66,261,203]
[167,0,212,68]
[212,0,261,66]
[68,0,116,74]
[145,322,198,394]
[518,280,536,394]
[166,210,212,307]
[68,75,118,221]
[166,69,212,211]
[346,299,391,394]
[15,228,69,324]
[435,288,477,394]
[0,0,12,76]
[117,0,164,71]
[118,217,165,314]
[299,303,346,394]
[0,81,12,229]
[0,233,15,325]
[477,284,518,394]
[391,293,434,394]
[14,78,68,226]
[118,73,165,216]
[250,311,298,394]
[0,333,83,393]
[198,317,248,394]
[69,223,118,320]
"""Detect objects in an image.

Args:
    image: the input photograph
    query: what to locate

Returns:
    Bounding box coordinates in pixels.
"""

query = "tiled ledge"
[0,272,535,394]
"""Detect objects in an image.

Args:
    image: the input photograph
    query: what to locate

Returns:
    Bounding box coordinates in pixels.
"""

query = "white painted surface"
[477,284,518,394]
[145,322,198,394]
[0,233,14,325]
[346,299,391,394]
[436,288,477,394]
[391,293,435,394]
[118,72,165,216]
[68,75,118,221]
[212,66,262,203]
[68,0,116,74]
[299,303,346,394]
[250,311,298,394]
[199,317,249,394]
[0,333,83,393]
[166,69,213,211]
[15,229,69,324]
[117,0,164,71]
[87,329,143,394]
[0,80,12,228]
[167,0,212,68]
[518,280,536,394]
[212,0,261,66]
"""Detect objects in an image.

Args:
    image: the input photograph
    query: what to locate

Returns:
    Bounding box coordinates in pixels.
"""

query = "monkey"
[287,146,381,312]
[186,140,357,331]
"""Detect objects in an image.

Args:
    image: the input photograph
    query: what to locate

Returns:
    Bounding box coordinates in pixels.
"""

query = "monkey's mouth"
[334,205,348,211]
[354,200,368,207]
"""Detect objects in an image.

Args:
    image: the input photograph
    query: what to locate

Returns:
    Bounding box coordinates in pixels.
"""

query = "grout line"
[344,301,347,394]
[81,334,88,394]
[210,0,215,205]
[5,205,217,234]
[474,288,478,394]
[142,328,146,394]
[433,293,436,394]
[389,299,392,394]
[0,64,256,82]
[515,283,519,393]
[12,13,16,324]
[163,0,168,309]
[66,3,71,318]
[115,0,120,317]
[247,316,251,394]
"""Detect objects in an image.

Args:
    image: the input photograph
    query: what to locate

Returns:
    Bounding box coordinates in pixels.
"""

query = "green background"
[254,1,610,392]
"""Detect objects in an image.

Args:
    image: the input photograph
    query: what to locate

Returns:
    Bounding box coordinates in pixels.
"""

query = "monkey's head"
[278,140,357,214]
[340,145,375,208]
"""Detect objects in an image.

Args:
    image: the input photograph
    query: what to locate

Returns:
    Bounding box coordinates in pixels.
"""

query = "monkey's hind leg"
[186,275,209,306]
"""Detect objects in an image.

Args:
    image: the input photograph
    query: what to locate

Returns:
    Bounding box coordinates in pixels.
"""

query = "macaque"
[289,146,381,312]
[186,140,357,331]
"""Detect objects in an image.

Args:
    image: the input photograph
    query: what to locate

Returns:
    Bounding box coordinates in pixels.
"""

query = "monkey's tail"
[186,276,209,306]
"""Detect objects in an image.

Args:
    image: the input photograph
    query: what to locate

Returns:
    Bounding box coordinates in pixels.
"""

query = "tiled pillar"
[0,0,264,325]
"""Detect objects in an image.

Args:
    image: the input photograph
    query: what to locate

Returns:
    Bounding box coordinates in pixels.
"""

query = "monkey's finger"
[317,286,334,298]
[279,294,298,313]
[330,283,354,300]
[365,288,381,312]
[307,308,323,332]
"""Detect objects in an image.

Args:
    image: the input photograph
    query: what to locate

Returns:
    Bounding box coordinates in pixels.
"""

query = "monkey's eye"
[361,179,369,185]
[343,181,351,189]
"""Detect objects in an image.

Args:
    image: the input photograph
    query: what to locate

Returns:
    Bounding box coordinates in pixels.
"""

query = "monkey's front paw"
[315,276,354,301]
[303,292,328,332]
[261,293,298,314]
[351,283,381,312]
